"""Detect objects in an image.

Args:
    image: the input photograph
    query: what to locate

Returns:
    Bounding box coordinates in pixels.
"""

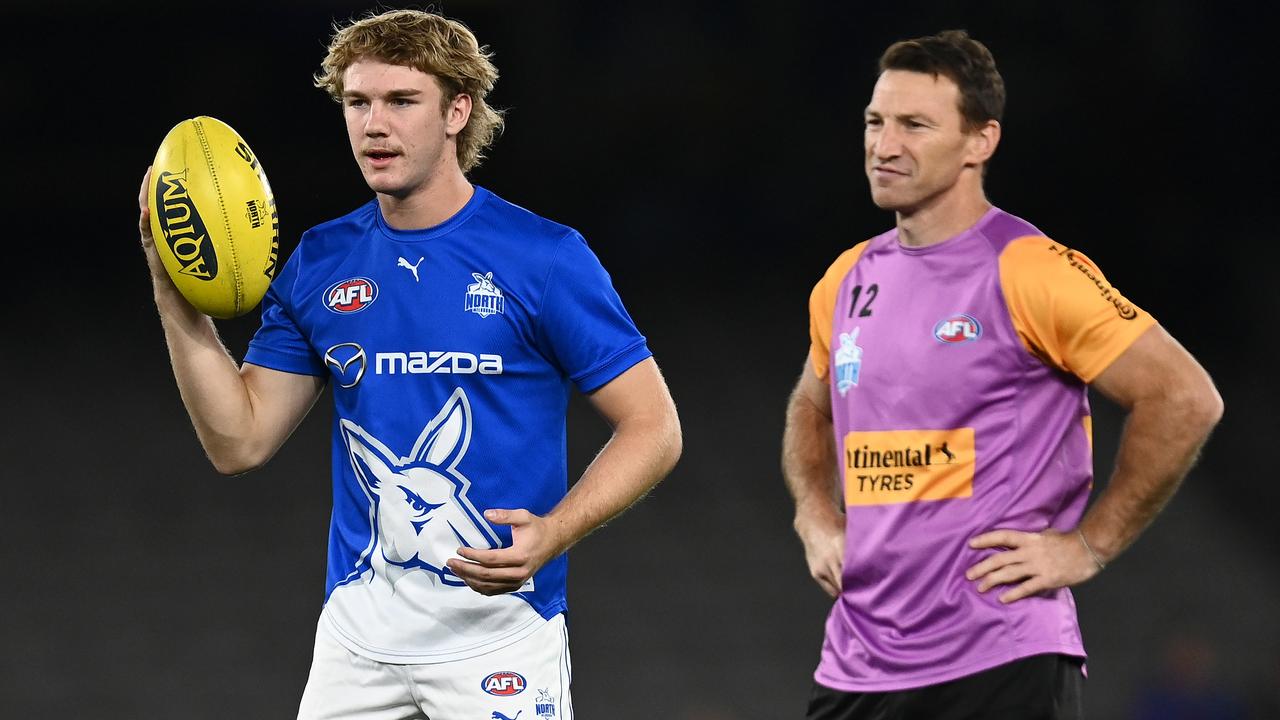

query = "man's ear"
[445,93,473,136]
[966,119,1001,167]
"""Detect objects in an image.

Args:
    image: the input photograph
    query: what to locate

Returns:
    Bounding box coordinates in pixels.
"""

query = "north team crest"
[465,272,505,318]
[834,327,864,396]
[535,688,557,718]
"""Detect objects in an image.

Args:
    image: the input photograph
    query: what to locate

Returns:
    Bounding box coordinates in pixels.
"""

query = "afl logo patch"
[481,671,527,696]
[324,277,378,314]
[934,314,981,344]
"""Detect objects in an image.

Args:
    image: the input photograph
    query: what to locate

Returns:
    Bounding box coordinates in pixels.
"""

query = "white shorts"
[297,613,572,720]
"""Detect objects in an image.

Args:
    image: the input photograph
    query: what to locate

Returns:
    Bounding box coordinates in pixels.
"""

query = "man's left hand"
[448,509,564,596]
[965,529,1101,604]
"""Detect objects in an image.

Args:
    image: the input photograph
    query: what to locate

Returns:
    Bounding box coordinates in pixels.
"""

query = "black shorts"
[806,653,1085,720]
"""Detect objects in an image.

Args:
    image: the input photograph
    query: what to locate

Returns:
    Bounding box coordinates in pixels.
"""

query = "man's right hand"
[795,510,845,598]
[138,167,163,274]
[783,360,846,598]
[139,166,201,316]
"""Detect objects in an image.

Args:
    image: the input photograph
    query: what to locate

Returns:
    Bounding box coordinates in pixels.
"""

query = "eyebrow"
[863,108,936,124]
[342,88,425,99]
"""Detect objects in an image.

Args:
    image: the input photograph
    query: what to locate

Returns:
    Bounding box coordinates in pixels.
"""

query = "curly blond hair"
[315,9,504,173]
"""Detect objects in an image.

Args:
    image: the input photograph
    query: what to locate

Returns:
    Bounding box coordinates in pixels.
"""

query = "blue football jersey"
[244,186,651,663]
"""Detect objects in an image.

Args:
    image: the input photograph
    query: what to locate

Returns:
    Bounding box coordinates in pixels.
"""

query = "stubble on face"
[863,70,973,215]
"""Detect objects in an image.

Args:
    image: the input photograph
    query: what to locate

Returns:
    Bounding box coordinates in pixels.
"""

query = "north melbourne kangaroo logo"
[465,271,505,318]
[340,388,503,589]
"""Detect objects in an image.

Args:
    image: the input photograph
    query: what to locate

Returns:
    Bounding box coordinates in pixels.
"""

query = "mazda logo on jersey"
[324,277,378,314]
[322,342,505,388]
[324,342,367,388]
[934,314,982,344]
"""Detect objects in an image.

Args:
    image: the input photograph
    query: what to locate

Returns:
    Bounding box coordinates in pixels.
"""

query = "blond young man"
[783,30,1221,718]
[137,10,680,719]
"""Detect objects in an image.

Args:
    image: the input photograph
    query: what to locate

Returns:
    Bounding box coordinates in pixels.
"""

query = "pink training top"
[807,207,1155,691]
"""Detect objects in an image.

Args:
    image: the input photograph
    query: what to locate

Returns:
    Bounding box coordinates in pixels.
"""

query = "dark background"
[4,1,1277,717]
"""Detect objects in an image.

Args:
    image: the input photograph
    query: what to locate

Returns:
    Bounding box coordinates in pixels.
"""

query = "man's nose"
[873,123,903,159]
[365,102,389,136]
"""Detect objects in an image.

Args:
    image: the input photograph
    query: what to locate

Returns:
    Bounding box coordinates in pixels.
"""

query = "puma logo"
[397,256,424,282]
[492,712,522,720]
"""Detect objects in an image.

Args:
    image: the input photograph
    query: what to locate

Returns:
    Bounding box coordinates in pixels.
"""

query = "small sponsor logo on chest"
[324,277,378,314]
[933,314,982,344]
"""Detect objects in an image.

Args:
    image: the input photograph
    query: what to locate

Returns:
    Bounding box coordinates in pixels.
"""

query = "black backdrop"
[5,1,1277,717]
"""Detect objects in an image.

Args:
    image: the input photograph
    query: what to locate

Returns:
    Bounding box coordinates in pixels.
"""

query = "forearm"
[1080,390,1222,563]
[151,276,263,473]
[544,409,681,555]
[782,393,841,529]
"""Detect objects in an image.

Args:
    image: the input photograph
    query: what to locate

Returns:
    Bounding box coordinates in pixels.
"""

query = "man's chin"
[364,175,408,197]
[869,190,911,212]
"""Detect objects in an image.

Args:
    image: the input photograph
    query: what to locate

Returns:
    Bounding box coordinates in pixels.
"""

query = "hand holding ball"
[146,117,279,318]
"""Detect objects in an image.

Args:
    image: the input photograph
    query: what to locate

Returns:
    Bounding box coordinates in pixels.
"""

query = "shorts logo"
[842,428,976,506]
[325,277,378,314]
[482,671,526,696]
[535,688,557,718]
[324,342,367,388]
[834,327,864,396]
[465,272,505,318]
[934,314,982,344]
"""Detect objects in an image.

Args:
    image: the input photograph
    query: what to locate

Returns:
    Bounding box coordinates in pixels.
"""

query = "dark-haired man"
[782,30,1221,718]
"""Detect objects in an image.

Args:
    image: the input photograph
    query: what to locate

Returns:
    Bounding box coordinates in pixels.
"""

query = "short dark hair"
[879,30,1005,131]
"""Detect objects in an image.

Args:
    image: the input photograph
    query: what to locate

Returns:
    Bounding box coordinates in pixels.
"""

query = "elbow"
[1192,385,1225,432]
[1169,382,1224,439]
[209,455,262,477]
[205,443,269,477]
[661,406,684,474]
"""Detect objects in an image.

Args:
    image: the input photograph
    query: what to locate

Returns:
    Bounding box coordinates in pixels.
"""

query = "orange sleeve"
[809,242,870,380]
[999,235,1157,382]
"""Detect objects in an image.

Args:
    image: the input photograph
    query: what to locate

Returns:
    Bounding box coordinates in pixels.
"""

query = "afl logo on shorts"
[325,277,378,314]
[934,314,982,344]
[481,671,527,696]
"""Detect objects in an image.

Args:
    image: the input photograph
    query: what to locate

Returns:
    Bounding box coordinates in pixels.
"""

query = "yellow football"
[148,116,280,319]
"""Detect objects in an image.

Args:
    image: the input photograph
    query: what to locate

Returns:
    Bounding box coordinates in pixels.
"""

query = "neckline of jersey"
[372,185,491,242]
[893,205,1003,255]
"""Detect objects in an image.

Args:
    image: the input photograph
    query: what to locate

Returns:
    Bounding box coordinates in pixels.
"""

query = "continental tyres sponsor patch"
[843,428,975,506]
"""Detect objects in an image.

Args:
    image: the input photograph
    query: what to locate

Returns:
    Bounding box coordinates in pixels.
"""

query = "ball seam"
[194,118,243,315]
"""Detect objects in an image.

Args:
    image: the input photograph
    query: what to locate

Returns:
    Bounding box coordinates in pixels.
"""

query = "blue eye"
[398,486,444,517]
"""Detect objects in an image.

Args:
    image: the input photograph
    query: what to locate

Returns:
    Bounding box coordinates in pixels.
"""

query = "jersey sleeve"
[536,232,652,393]
[998,235,1156,382]
[244,246,327,376]
[809,242,869,380]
